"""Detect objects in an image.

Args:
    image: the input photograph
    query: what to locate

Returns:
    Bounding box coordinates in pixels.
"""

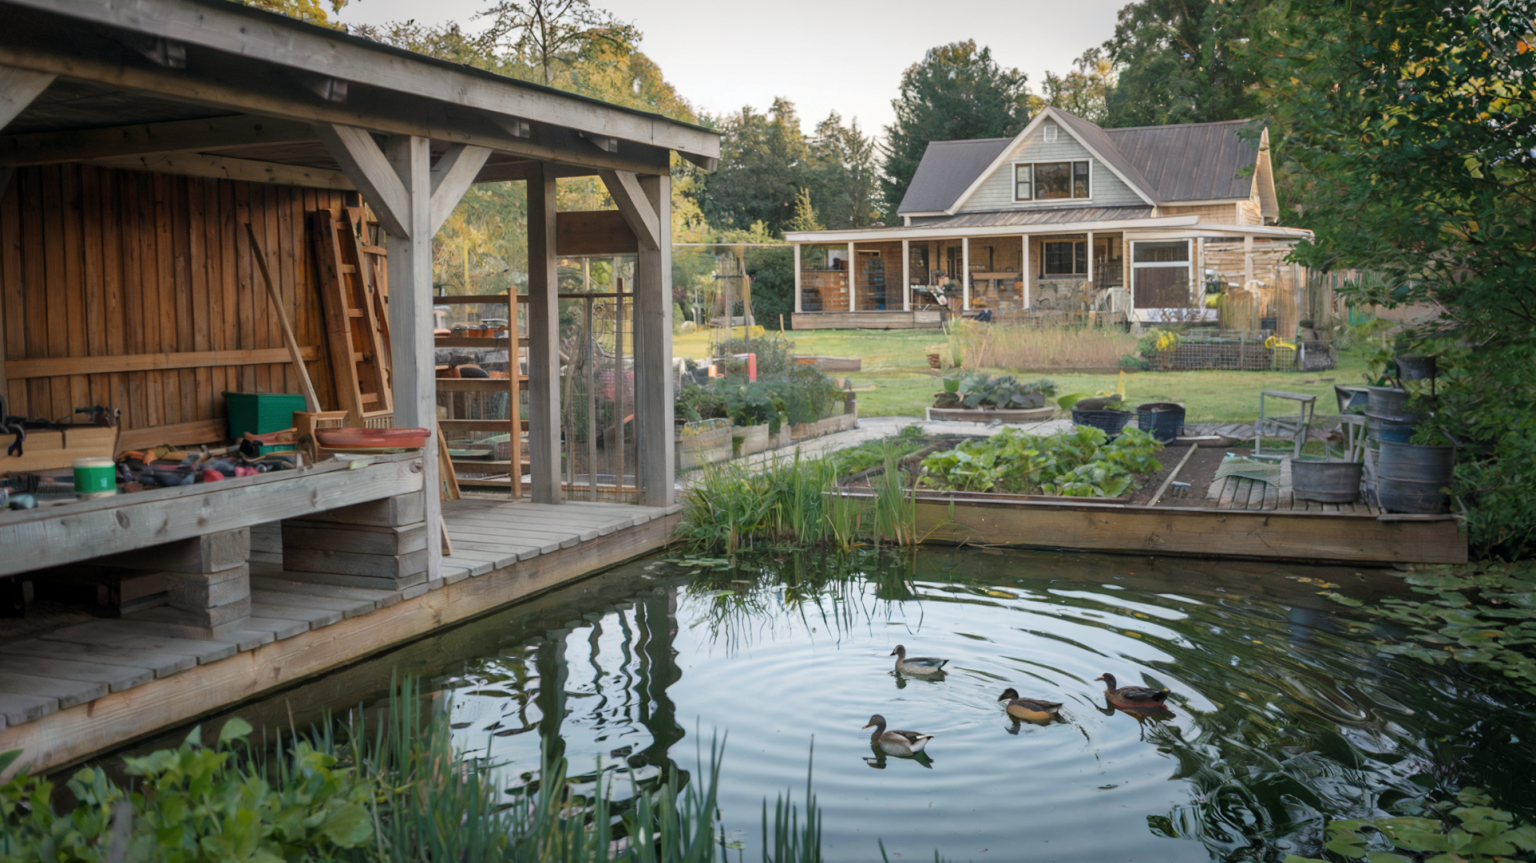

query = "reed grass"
[958,323,1139,370]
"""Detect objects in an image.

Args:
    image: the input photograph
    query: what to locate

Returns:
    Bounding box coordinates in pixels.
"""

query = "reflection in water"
[166,546,1536,863]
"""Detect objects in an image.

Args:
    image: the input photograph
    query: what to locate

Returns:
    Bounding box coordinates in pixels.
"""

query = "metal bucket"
[1376,441,1455,513]
[1290,457,1363,503]
[1366,386,1413,421]
[1395,354,1438,381]
[1366,414,1417,443]
[1135,402,1186,443]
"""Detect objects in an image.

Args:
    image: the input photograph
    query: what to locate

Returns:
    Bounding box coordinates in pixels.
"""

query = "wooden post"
[793,243,802,314]
[1196,237,1206,300]
[961,237,970,310]
[634,173,673,506]
[1086,231,1095,286]
[380,135,441,579]
[1244,234,1255,287]
[847,241,855,311]
[1021,234,1030,309]
[901,239,910,312]
[526,164,561,504]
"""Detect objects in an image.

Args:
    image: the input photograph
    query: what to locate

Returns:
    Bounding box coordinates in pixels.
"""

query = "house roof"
[1103,120,1260,202]
[896,108,1263,214]
[916,206,1155,228]
[897,138,1014,214]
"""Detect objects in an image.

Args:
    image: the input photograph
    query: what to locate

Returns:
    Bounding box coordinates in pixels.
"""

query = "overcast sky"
[338,0,1127,135]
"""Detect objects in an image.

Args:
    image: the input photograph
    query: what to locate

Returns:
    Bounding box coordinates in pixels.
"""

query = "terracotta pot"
[316,427,431,449]
[926,353,941,370]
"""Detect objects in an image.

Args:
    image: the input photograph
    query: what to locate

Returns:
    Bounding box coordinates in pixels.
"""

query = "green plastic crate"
[224,392,307,440]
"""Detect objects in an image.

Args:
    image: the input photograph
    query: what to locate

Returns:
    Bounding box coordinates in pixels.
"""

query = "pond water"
[150,548,1536,862]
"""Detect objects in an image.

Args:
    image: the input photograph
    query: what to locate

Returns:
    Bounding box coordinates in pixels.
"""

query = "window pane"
[1043,241,1082,275]
[1075,240,1087,274]
[1133,241,1190,263]
[1014,164,1032,200]
[1073,161,1090,198]
[1035,162,1071,199]
[1134,266,1193,307]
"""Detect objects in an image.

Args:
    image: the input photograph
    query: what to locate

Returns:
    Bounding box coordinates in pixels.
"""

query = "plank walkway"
[1207,476,1379,515]
[0,499,678,731]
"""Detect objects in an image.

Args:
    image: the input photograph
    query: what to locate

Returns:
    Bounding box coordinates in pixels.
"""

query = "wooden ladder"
[310,208,392,427]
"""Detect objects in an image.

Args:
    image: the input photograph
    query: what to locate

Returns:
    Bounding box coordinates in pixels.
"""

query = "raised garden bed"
[925,406,1056,423]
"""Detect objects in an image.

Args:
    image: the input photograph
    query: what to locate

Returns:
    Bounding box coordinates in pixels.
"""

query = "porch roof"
[913,206,1154,229]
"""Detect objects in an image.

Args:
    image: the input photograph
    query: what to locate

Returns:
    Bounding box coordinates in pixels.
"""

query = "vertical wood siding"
[0,165,341,431]
[964,126,1146,211]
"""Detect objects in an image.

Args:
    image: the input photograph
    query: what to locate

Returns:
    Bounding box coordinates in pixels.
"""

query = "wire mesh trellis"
[558,254,640,502]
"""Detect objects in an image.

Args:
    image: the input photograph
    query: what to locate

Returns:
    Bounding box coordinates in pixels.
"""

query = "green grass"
[675,328,1370,423]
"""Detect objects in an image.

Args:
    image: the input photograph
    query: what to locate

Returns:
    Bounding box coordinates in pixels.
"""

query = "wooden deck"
[0,499,680,776]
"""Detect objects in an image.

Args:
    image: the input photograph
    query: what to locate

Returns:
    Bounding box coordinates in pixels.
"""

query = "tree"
[882,41,1030,214]
[1261,0,1536,558]
[697,99,808,236]
[233,0,346,26]
[1032,48,1115,125]
[1101,0,1271,127]
[477,0,638,87]
[787,188,823,233]
[807,112,881,228]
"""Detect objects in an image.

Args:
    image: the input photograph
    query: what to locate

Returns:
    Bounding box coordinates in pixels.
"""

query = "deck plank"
[0,692,58,727]
[40,625,240,664]
[0,671,105,710]
[246,616,311,641]
[250,587,376,618]
[0,654,153,693]
[249,575,402,610]
[247,602,342,628]
[1216,477,1237,509]
[0,638,196,679]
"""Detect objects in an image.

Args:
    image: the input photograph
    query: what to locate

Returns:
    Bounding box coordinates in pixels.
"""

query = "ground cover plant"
[932,373,1055,410]
[918,425,1162,496]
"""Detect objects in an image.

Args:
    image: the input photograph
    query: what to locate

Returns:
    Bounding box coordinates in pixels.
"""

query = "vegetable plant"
[932,373,1056,410]
[919,426,1162,497]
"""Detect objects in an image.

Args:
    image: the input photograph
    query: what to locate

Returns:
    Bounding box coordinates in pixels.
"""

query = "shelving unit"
[434,294,526,497]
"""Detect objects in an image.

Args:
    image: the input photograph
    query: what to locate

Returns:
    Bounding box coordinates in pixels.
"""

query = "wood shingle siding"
[962,127,1146,211]
[1,164,341,431]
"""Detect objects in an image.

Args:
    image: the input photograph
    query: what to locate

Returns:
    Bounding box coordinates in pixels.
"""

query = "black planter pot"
[1135,402,1185,443]
[1395,354,1438,381]
[1072,408,1133,439]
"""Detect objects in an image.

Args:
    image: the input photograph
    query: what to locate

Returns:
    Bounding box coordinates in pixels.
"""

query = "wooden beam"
[117,419,230,452]
[554,210,637,257]
[633,173,673,505]
[0,62,53,131]
[0,114,316,166]
[526,164,561,504]
[427,143,491,235]
[599,169,660,251]
[0,0,719,162]
[381,134,441,577]
[473,161,595,183]
[7,346,318,379]
[86,152,351,191]
[792,243,801,314]
[313,124,410,238]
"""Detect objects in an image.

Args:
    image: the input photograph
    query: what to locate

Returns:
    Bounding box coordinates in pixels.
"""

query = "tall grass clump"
[960,323,1138,370]
[678,442,920,554]
[0,678,826,863]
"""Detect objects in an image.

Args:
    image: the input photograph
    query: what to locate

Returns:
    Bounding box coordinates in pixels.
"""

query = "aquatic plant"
[1285,787,1536,863]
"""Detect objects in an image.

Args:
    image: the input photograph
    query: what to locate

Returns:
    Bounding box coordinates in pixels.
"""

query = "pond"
[131,548,1536,862]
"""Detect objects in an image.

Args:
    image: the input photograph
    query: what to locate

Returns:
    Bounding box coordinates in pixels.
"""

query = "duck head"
[862,714,886,733]
[997,688,1020,702]
[889,645,906,658]
[1095,673,1117,690]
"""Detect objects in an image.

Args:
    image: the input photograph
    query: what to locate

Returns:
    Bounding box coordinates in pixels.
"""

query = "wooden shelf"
[435,337,528,349]
[437,377,527,392]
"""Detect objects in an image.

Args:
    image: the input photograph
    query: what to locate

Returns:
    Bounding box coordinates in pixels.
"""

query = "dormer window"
[1014,160,1091,202]
[1043,123,1059,143]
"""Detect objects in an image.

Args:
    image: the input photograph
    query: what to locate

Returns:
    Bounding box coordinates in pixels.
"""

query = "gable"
[897,137,1013,214]
[961,121,1148,212]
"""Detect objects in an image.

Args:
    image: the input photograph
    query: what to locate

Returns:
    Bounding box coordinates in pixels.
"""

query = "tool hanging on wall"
[309,209,392,428]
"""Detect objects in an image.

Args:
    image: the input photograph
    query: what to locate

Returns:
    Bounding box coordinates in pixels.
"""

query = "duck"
[997,688,1064,722]
[890,644,948,676]
[862,714,934,756]
[1095,673,1170,708]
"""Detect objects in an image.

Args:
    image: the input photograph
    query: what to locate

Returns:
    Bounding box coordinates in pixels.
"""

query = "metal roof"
[1103,120,1259,202]
[1051,111,1160,203]
[896,137,1013,214]
[916,206,1155,228]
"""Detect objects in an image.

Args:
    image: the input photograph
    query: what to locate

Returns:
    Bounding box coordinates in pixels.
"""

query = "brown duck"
[997,688,1063,722]
[862,714,934,756]
[1095,673,1170,708]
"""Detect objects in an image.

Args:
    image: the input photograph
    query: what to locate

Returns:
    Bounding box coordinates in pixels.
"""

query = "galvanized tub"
[1290,457,1363,503]
[1377,441,1456,513]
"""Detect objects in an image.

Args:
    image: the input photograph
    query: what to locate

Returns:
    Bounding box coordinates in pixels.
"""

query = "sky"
[337,0,1128,135]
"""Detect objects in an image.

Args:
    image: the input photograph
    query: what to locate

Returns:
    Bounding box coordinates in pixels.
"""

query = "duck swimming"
[862,714,934,756]
[890,645,947,676]
[996,688,1064,722]
[1095,673,1170,708]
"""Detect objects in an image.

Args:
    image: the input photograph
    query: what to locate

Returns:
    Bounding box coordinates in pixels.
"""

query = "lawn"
[674,327,1369,423]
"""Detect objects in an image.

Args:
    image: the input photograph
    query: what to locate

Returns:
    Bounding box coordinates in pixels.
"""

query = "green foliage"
[1262,0,1536,559]
[825,426,927,478]
[1031,48,1114,124]
[676,383,727,423]
[1324,562,1536,696]
[1284,788,1536,863]
[932,373,1056,410]
[787,188,822,234]
[742,247,795,330]
[725,381,789,434]
[881,40,1030,213]
[919,426,1162,496]
[1100,0,1271,127]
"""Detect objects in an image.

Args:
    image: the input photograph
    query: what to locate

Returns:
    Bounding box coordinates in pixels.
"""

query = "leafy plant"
[725,381,788,434]
[919,425,1162,496]
[1137,328,1182,360]
[932,373,1056,410]
[1284,788,1536,863]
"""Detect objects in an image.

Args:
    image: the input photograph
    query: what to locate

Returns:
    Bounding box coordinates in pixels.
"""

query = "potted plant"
[1060,392,1134,438]
[928,373,1057,422]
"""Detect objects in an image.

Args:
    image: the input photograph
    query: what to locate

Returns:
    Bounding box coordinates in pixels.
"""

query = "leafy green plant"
[725,381,789,434]
[919,426,1162,497]
[1284,788,1536,863]
[932,373,1055,410]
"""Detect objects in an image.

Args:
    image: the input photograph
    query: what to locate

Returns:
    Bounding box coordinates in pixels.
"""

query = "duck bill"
[860,723,875,731]
[1093,675,1105,681]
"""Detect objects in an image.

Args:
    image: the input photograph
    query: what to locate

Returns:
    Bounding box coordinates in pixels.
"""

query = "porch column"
[847,241,855,311]
[901,239,910,311]
[1021,234,1030,309]
[526,164,562,503]
[0,66,55,399]
[1086,231,1095,286]
[1196,237,1206,300]
[793,244,802,314]
[633,173,674,506]
[1244,234,1255,287]
[961,237,970,310]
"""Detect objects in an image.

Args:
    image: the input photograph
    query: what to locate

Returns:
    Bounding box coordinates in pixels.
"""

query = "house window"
[1043,240,1088,276]
[1014,161,1090,201]
[1130,240,1194,308]
[1043,123,1059,143]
